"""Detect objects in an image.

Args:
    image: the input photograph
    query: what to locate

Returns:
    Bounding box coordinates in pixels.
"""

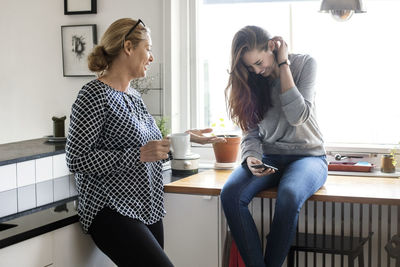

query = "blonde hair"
[87,18,150,76]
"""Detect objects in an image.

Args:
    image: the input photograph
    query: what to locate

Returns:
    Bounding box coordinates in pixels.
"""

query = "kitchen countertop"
[164,169,400,205]
[2,137,399,248]
[3,166,400,249]
[0,168,199,249]
[0,138,65,166]
[0,138,211,248]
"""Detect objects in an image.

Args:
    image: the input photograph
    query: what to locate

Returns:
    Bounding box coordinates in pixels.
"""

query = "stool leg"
[348,255,355,267]
[358,250,364,267]
[287,248,295,267]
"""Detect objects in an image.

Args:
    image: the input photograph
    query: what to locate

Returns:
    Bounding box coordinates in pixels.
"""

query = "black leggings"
[88,207,174,267]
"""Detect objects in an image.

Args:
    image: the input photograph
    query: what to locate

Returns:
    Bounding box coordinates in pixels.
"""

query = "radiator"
[253,199,400,267]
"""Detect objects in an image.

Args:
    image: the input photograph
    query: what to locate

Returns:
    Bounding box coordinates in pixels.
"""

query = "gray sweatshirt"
[241,53,325,162]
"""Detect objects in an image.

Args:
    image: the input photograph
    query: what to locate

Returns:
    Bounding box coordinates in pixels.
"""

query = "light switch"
[17,160,35,187]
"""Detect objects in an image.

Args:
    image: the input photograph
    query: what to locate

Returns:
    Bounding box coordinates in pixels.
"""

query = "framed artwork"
[64,0,97,15]
[61,24,97,77]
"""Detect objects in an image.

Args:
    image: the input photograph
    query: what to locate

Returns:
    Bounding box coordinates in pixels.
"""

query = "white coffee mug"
[170,133,190,159]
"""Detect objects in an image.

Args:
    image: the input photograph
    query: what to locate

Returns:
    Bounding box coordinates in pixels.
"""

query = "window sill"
[325,143,397,154]
[191,142,398,155]
[190,142,399,172]
[328,170,400,178]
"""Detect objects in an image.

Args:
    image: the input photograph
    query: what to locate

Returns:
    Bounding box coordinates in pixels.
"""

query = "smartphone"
[251,163,278,171]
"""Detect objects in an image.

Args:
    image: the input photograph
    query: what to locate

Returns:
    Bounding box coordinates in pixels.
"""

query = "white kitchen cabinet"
[0,223,115,267]
[0,232,53,267]
[35,157,53,183]
[164,193,225,267]
[16,160,35,187]
[52,154,70,179]
[52,223,116,267]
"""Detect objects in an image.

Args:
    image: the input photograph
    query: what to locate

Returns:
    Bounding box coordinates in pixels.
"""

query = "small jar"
[52,116,66,137]
[381,154,396,173]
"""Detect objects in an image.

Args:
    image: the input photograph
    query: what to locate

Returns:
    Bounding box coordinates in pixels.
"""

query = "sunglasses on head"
[122,19,145,47]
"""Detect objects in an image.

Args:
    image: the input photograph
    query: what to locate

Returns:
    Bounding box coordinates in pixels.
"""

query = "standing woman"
[221,25,328,267]
[65,18,174,266]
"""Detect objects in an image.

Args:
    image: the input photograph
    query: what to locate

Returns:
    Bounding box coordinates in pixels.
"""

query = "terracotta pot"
[212,135,241,163]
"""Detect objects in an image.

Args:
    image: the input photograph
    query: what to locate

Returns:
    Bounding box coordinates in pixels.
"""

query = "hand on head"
[140,138,170,162]
[271,36,289,63]
[185,128,227,145]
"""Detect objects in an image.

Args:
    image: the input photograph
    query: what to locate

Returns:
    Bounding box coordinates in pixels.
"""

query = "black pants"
[88,206,174,267]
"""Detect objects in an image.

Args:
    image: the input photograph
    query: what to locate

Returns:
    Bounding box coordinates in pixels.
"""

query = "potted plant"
[211,118,241,164]
[155,116,170,138]
[156,116,171,171]
[381,143,399,173]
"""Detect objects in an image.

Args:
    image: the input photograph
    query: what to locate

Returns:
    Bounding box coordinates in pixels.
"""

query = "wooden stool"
[286,232,373,267]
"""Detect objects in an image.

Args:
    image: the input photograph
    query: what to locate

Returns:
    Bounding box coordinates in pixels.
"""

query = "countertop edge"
[163,170,400,205]
[0,150,66,166]
[0,138,66,166]
[0,215,79,249]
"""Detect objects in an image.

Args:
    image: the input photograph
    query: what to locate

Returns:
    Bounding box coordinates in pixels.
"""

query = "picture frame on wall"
[61,24,97,77]
[64,0,97,15]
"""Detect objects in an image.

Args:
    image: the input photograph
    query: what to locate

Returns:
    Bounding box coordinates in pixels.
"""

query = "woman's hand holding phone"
[247,156,277,177]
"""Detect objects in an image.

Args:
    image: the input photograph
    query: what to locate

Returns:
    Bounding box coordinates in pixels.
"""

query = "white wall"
[0,0,163,144]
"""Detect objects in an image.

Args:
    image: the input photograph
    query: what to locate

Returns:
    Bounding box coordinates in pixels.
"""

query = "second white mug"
[170,133,190,159]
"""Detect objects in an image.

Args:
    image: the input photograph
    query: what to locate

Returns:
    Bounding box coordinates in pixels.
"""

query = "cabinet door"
[0,232,53,267]
[164,193,221,267]
[53,223,115,267]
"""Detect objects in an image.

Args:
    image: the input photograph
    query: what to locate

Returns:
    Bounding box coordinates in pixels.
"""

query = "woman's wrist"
[279,63,290,68]
[279,63,295,93]
[278,59,290,68]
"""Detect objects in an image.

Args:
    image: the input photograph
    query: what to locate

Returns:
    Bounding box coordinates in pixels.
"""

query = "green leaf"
[155,117,170,138]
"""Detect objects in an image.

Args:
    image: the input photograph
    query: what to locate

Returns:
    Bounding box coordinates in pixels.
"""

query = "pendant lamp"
[320,0,366,22]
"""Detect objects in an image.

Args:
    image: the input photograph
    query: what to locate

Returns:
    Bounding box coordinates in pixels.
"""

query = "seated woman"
[221,25,328,267]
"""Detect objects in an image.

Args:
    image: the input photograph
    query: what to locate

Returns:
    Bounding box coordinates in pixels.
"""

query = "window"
[197,0,400,146]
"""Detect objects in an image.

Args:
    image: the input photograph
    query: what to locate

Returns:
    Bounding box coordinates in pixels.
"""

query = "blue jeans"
[221,154,327,267]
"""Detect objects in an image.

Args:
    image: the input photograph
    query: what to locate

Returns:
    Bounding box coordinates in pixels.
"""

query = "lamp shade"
[320,0,366,14]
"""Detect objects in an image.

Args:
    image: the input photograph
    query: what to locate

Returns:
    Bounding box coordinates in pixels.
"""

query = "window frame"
[165,0,399,162]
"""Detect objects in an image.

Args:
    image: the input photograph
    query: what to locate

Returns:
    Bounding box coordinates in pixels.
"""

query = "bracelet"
[278,60,289,67]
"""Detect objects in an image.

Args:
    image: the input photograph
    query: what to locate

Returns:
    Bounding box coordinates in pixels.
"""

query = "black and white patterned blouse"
[66,79,167,233]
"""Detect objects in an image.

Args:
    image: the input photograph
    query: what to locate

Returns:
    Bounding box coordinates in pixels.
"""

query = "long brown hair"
[225,26,274,131]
